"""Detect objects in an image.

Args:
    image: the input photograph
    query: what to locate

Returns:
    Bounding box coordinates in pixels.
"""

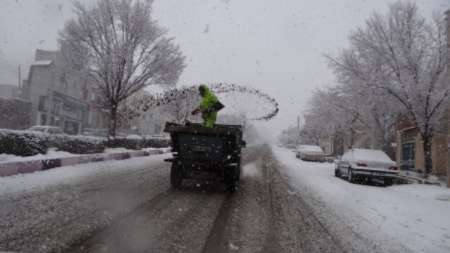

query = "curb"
[0,149,169,177]
[396,174,443,186]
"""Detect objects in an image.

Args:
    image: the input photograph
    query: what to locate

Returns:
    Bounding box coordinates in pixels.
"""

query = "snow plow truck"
[164,122,246,192]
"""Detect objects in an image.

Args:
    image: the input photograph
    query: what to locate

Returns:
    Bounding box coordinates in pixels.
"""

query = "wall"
[397,129,449,176]
[27,65,53,125]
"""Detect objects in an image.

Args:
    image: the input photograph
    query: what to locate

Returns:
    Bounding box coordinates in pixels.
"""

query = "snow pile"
[273,147,450,253]
[0,128,170,158]
[0,153,170,195]
[0,148,77,163]
[242,163,261,178]
[104,148,133,154]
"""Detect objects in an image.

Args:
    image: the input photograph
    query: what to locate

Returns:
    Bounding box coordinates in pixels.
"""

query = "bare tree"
[162,90,200,124]
[303,88,362,147]
[328,1,449,176]
[302,82,401,157]
[60,0,185,137]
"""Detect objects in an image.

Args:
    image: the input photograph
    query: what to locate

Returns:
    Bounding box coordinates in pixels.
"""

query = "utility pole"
[296,115,301,146]
[18,65,21,88]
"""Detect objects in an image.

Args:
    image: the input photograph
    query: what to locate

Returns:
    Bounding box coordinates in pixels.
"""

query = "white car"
[335,149,398,185]
[126,134,143,140]
[28,125,64,135]
[296,145,326,162]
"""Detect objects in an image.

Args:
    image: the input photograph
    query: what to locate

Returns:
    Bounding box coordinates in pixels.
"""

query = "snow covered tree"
[328,1,449,175]
[335,81,400,155]
[162,89,200,124]
[302,83,401,157]
[59,0,185,137]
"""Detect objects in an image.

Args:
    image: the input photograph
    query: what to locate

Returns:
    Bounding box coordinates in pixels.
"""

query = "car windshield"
[1,1,449,253]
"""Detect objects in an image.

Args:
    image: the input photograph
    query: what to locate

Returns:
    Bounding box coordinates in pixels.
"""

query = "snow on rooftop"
[32,60,53,66]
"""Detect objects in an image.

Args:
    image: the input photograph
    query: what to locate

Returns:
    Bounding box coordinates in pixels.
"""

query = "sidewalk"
[0,148,170,177]
[273,147,450,253]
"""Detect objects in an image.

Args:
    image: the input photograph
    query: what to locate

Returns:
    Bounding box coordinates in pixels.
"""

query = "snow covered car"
[335,149,398,185]
[28,125,64,135]
[295,145,326,162]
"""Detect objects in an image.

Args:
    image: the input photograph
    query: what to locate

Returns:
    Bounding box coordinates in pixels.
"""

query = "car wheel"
[335,168,341,178]
[348,168,356,183]
[170,163,183,189]
[225,165,240,193]
[384,178,393,186]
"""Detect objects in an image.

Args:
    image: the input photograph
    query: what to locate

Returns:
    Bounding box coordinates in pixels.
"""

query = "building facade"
[21,49,107,134]
[395,117,449,177]
[0,84,20,99]
[0,84,31,130]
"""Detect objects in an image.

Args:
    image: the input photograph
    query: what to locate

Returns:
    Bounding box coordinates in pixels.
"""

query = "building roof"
[32,60,53,66]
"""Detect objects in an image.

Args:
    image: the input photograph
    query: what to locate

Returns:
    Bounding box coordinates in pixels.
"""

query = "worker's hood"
[199,85,212,97]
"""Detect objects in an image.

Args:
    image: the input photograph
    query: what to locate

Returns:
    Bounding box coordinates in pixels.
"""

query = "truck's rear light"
[356,162,367,167]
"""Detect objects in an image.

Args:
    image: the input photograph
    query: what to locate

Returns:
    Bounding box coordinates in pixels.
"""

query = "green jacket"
[199,85,219,128]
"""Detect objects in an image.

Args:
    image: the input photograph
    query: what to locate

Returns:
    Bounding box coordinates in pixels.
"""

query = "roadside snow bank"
[242,163,261,178]
[273,147,450,253]
[0,149,77,163]
[0,153,170,195]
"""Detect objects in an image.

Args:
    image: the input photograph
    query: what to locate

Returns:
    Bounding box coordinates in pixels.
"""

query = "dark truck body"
[164,122,246,192]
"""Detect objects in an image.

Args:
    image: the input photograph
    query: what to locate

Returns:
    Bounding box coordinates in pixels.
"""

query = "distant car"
[334,149,398,186]
[28,125,64,135]
[296,145,326,162]
[82,128,109,137]
[126,134,143,140]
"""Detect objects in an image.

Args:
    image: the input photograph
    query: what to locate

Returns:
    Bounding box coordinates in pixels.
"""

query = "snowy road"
[0,146,343,253]
[274,147,450,253]
[5,146,447,253]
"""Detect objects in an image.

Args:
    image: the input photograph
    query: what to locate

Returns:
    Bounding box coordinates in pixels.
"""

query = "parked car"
[28,125,64,135]
[296,145,326,162]
[126,134,143,140]
[82,128,109,137]
[334,149,398,186]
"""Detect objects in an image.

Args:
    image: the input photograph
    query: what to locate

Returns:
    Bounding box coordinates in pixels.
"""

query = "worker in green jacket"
[192,85,224,128]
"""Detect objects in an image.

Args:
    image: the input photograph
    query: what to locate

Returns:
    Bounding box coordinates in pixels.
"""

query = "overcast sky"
[0,0,448,138]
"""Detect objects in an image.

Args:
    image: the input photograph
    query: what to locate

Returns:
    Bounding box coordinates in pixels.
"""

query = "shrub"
[50,135,105,154]
[0,129,169,157]
[0,130,49,156]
